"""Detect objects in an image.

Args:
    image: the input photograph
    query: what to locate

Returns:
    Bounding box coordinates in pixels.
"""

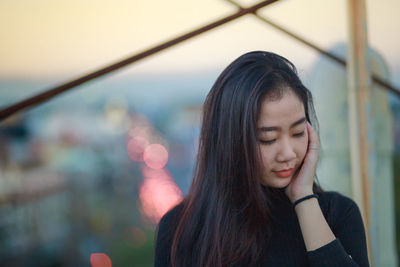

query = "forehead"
[258,90,305,126]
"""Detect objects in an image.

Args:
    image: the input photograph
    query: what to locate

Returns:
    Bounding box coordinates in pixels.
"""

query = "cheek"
[259,146,274,169]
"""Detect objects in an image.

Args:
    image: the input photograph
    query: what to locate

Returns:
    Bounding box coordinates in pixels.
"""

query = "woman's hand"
[285,122,319,203]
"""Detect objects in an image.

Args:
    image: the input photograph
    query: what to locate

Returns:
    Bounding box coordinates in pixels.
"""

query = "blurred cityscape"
[0,74,213,266]
[1,70,400,266]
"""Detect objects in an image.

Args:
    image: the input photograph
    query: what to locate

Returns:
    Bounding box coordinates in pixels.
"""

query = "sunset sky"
[0,0,399,85]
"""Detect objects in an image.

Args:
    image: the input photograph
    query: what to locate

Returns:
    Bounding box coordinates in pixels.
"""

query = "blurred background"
[0,0,399,266]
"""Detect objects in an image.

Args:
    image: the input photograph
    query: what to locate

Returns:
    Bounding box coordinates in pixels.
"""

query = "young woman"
[154,51,369,266]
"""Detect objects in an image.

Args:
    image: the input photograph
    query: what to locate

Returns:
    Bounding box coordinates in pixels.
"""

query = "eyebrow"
[258,117,306,132]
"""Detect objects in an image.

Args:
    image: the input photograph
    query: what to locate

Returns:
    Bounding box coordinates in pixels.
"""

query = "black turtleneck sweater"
[154,191,369,266]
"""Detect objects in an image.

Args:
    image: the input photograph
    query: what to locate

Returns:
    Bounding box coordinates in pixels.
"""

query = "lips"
[273,168,294,178]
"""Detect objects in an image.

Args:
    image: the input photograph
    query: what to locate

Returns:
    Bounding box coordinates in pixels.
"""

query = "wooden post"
[346,0,372,263]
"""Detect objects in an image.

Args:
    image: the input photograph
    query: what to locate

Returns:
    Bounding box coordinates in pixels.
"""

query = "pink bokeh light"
[90,253,112,267]
[143,144,168,169]
[127,136,149,162]
[139,166,183,223]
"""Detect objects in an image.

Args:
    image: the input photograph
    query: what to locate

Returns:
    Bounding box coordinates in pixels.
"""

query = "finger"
[306,123,319,150]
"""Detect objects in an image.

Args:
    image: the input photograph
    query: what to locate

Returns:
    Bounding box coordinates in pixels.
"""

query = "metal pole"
[0,0,279,121]
[346,0,372,262]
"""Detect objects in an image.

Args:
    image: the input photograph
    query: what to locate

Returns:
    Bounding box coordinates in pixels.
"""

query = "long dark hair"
[170,51,322,266]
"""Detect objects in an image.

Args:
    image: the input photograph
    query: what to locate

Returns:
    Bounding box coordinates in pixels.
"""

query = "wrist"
[293,193,319,208]
[291,191,314,204]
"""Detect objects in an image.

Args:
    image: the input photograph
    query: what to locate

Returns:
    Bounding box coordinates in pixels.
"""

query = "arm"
[295,196,369,266]
[285,124,369,266]
[285,123,336,251]
[294,197,335,251]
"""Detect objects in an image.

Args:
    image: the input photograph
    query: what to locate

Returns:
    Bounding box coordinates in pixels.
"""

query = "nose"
[276,138,296,162]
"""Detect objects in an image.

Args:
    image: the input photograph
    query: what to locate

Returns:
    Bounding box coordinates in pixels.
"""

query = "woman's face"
[257,89,308,188]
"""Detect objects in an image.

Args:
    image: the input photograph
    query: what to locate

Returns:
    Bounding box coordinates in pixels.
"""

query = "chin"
[261,176,292,188]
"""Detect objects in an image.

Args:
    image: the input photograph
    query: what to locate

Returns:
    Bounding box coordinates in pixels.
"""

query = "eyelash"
[259,131,305,145]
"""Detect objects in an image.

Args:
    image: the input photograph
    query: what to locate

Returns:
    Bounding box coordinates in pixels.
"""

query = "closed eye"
[259,131,304,145]
[293,131,305,137]
[259,139,275,145]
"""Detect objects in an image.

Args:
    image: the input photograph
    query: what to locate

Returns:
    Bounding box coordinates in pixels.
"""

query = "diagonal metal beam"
[0,0,279,121]
[225,0,400,98]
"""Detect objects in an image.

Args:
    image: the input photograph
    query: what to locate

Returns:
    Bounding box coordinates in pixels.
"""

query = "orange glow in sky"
[2,0,399,78]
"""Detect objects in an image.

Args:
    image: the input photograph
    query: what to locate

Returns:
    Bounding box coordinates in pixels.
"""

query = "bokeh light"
[90,253,112,267]
[127,115,151,139]
[139,166,183,223]
[143,144,168,169]
[127,136,150,162]
[104,95,131,135]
